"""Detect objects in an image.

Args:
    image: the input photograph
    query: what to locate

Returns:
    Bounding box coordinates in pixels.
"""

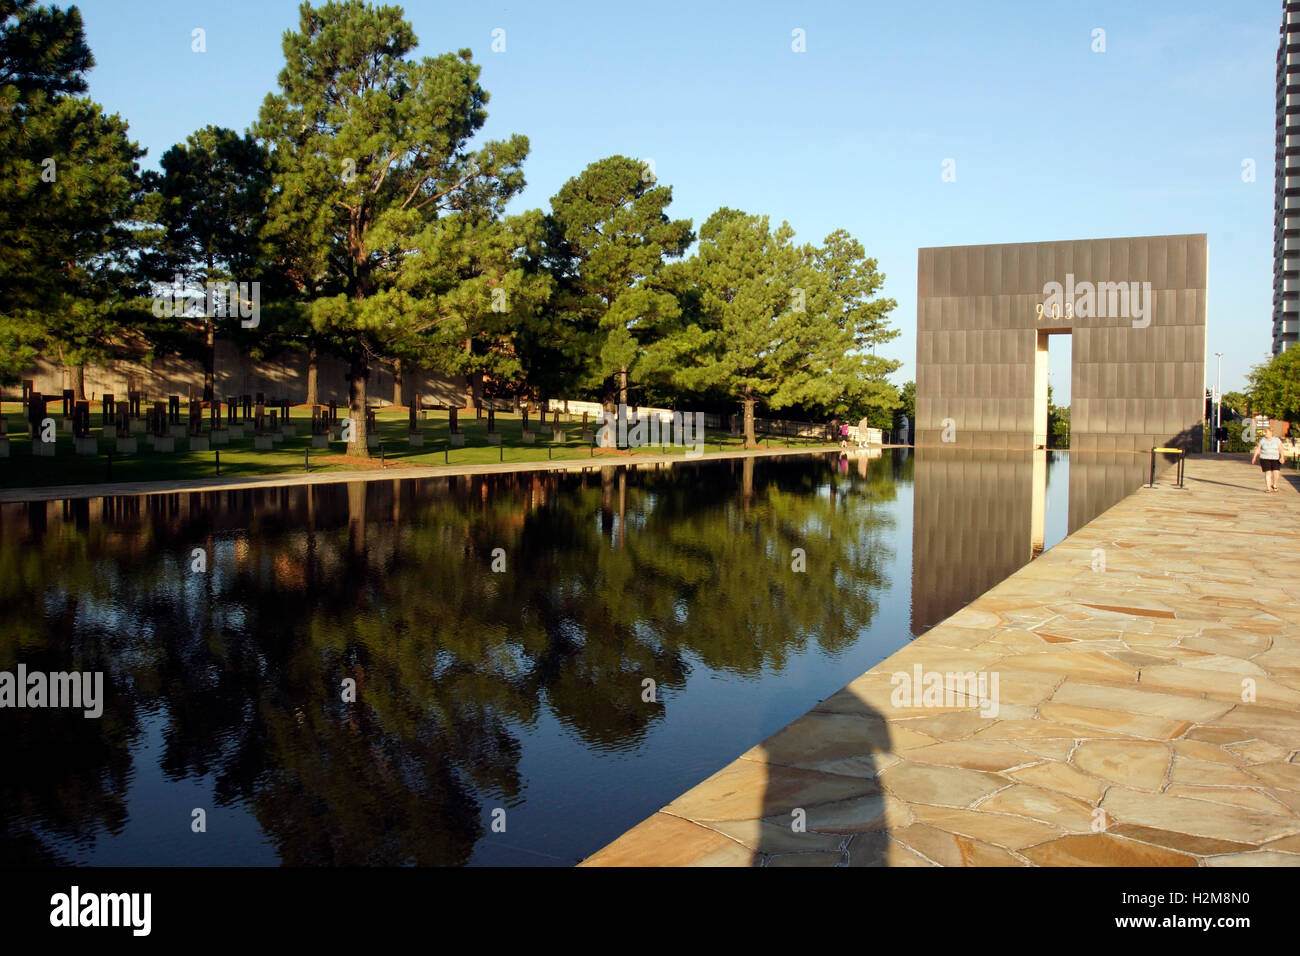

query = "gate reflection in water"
[910,448,1151,633]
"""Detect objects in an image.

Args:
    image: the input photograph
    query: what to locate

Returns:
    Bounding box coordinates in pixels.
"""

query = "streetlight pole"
[1214,352,1223,453]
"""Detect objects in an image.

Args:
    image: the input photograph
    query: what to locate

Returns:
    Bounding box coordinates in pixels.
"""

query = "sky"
[68,0,1282,400]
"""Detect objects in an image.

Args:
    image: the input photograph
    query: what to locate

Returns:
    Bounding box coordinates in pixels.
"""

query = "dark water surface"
[0,448,1150,865]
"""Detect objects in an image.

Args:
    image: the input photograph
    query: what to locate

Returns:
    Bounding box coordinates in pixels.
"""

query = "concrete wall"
[22,341,466,408]
[916,234,1208,452]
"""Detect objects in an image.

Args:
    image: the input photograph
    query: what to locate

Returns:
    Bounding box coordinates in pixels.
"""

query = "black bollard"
[499,444,503,463]
[215,449,220,476]
[304,447,309,472]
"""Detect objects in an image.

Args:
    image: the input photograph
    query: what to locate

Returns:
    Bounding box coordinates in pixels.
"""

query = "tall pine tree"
[145,126,271,401]
[670,209,898,446]
[257,1,529,455]
[545,156,693,408]
[0,0,145,391]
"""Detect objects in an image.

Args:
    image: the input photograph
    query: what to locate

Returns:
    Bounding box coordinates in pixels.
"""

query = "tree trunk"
[75,362,87,401]
[617,470,626,549]
[347,481,366,556]
[470,373,483,414]
[203,319,215,403]
[743,396,756,448]
[600,466,615,534]
[463,338,476,411]
[393,358,403,407]
[618,367,628,407]
[347,358,369,458]
[305,347,318,406]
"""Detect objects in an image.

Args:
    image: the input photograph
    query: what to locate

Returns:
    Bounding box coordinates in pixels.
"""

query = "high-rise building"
[1274,0,1300,354]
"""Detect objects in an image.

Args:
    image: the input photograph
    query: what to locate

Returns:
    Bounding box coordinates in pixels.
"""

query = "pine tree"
[545,156,693,408]
[257,0,530,455]
[0,1,145,389]
[145,126,271,401]
[671,209,898,445]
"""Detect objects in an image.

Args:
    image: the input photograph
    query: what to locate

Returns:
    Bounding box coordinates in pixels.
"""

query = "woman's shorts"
[1261,459,1281,472]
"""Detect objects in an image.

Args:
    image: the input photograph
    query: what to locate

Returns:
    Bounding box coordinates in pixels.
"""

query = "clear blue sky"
[71,0,1280,399]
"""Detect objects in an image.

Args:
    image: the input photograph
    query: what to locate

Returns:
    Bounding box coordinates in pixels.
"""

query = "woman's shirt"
[1259,436,1283,460]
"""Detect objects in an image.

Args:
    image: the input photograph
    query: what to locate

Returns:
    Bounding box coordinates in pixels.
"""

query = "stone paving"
[582,457,1300,866]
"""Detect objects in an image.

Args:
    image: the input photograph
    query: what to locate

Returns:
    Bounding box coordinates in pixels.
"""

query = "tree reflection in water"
[0,453,897,865]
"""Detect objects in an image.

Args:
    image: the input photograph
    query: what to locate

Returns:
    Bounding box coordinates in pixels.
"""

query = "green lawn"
[0,403,836,489]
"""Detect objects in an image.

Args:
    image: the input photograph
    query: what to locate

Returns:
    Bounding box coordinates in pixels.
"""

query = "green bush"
[1223,420,1252,453]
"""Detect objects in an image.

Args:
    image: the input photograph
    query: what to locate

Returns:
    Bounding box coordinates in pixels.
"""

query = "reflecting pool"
[0,448,1149,865]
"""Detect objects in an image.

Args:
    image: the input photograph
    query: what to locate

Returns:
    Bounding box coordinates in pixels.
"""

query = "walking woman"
[1251,426,1284,493]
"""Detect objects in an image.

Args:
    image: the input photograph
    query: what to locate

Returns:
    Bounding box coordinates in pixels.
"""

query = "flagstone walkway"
[582,457,1300,866]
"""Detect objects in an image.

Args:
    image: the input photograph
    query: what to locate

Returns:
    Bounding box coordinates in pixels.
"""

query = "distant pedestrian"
[1252,427,1284,493]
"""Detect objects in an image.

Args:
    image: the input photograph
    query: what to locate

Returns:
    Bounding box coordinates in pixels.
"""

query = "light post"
[1214,352,1223,453]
